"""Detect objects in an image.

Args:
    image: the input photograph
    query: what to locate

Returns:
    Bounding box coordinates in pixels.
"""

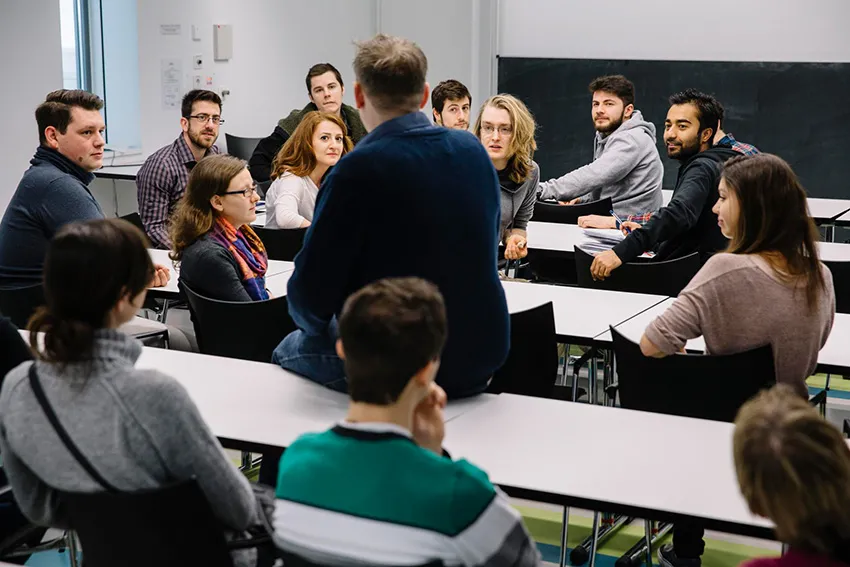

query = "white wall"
[378,0,496,121]
[0,0,63,212]
[499,0,850,62]
[136,0,377,153]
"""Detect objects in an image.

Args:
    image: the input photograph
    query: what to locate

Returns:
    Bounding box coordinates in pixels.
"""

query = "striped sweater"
[273,421,540,567]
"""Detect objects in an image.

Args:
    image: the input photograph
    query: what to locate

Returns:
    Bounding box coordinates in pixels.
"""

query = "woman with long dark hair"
[0,219,258,566]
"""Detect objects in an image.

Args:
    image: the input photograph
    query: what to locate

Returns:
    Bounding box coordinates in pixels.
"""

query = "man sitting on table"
[590,89,739,280]
[136,89,222,249]
[538,75,663,218]
[0,89,169,290]
[248,63,368,183]
[272,34,509,399]
[431,79,472,130]
[272,277,540,567]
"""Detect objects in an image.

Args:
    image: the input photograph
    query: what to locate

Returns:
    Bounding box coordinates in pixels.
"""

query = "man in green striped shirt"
[273,277,540,567]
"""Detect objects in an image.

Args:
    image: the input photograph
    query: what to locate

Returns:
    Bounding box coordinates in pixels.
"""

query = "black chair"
[610,326,775,422]
[488,302,583,400]
[575,248,700,297]
[225,134,263,161]
[0,285,44,329]
[531,197,613,224]
[59,480,252,567]
[825,260,850,314]
[181,282,296,363]
[253,226,308,262]
[119,212,145,233]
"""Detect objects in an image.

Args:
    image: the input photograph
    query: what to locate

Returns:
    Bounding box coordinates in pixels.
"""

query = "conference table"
[526,220,850,262]
[444,393,773,541]
[95,164,143,180]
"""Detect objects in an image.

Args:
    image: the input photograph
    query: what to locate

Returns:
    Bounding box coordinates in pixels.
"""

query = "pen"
[610,210,631,234]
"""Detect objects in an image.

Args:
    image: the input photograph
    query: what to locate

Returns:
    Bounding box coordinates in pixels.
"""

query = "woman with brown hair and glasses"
[735,384,850,566]
[641,154,836,567]
[170,154,269,302]
[265,111,353,229]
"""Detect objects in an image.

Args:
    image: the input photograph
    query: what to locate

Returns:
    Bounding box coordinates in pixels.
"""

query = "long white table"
[501,280,667,345]
[135,346,498,453]
[95,164,143,180]
[599,298,850,376]
[147,248,295,299]
[445,393,773,539]
[527,220,850,262]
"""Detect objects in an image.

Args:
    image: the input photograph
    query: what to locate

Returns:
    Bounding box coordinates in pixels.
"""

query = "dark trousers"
[673,520,705,559]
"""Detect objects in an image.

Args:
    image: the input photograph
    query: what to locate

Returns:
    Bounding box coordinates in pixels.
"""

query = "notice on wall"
[161,59,183,110]
[160,24,182,36]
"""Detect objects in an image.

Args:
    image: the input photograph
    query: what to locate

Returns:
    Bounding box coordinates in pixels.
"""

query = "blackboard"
[498,58,850,199]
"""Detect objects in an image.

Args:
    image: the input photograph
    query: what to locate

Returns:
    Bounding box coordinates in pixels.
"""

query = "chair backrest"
[825,260,850,314]
[181,282,296,362]
[225,134,263,161]
[575,248,700,297]
[253,226,308,262]
[119,212,146,233]
[531,197,614,224]
[59,480,233,567]
[0,285,44,329]
[489,302,559,398]
[256,179,272,199]
[611,327,775,422]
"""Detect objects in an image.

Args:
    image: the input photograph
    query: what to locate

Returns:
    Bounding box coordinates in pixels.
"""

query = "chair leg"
[558,507,570,567]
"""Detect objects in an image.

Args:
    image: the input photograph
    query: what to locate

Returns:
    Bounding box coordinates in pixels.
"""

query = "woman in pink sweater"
[734,385,850,567]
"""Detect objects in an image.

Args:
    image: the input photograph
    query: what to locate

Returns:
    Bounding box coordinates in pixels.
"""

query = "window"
[59,0,142,151]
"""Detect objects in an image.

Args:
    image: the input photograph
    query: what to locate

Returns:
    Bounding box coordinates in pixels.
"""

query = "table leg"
[588,512,601,567]
[825,224,836,242]
[644,520,653,567]
[559,507,570,567]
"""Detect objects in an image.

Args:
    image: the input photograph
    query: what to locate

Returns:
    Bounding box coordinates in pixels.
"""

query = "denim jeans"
[271,321,348,393]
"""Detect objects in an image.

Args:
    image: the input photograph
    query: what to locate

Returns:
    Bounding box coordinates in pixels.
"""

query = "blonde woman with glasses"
[473,94,539,261]
[734,384,850,567]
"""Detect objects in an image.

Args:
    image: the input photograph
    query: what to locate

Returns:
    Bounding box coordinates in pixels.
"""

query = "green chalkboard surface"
[498,57,850,199]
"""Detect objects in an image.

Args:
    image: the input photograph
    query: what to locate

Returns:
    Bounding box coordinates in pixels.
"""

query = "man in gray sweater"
[538,75,663,218]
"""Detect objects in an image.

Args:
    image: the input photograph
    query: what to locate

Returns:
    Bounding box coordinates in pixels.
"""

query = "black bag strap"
[28,364,118,492]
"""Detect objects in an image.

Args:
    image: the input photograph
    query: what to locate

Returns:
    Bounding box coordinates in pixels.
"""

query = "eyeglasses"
[481,124,513,137]
[223,184,257,198]
[187,114,225,125]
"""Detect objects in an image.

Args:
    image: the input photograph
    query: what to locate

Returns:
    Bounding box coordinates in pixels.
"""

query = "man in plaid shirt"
[578,123,758,230]
[136,90,221,249]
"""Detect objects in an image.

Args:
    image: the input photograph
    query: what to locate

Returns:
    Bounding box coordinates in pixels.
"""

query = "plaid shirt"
[627,134,759,226]
[136,135,219,249]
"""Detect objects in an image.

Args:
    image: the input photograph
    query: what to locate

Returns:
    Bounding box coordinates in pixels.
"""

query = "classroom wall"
[498,0,850,62]
[0,0,63,213]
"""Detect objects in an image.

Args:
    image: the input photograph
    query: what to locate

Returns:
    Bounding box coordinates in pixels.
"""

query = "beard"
[667,137,701,161]
[594,111,625,135]
[187,125,217,149]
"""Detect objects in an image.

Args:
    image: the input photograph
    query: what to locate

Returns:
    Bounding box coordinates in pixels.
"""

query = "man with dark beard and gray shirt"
[538,75,663,218]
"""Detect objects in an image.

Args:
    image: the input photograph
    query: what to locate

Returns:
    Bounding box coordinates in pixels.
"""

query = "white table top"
[663,189,850,223]
[445,393,773,537]
[95,164,142,180]
[501,280,667,343]
[147,249,294,298]
[135,346,498,451]
[820,241,850,262]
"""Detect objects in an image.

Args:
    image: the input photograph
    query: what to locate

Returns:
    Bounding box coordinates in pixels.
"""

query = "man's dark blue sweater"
[0,147,103,289]
[286,112,509,399]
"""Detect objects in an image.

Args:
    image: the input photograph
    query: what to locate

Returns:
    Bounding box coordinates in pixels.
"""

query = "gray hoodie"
[538,110,663,217]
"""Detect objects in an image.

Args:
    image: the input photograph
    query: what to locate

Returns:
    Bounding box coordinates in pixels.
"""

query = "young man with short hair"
[273,35,509,400]
[136,89,222,249]
[0,89,171,291]
[273,277,540,567]
[248,63,368,182]
[431,79,472,130]
[539,75,663,217]
[590,89,739,281]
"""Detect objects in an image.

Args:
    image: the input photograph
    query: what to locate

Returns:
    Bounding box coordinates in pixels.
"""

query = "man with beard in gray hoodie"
[538,75,663,218]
